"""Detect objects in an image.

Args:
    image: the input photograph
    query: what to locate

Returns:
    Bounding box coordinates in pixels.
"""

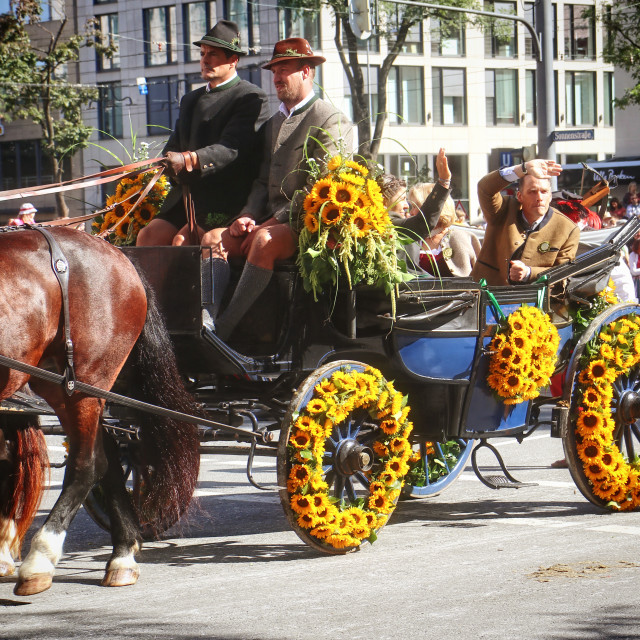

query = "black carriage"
[54,205,639,553]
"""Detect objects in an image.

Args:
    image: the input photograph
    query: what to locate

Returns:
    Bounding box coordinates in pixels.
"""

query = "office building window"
[224,0,261,54]
[344,67,379,123]
[0,140,58,190]
[238,65,262,88]
[97,83,123,139]
[278,4,320,50]
[525,69,536,126]
[484,1,517,58]
[94,0,116,4]
[485,68,518,125]
[146,77,180,135]
[143,6,177,66]
[184,2,217,62]
[96,13,119,71]
[432,67,466,125]
[565,70,595,126]
[603,71,614,127]
[430,17,465,56]
[388,66,424,125]
[387,10,423,54]
[564,4,595,60]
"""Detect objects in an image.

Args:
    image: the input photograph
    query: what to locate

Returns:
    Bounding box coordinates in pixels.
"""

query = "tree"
[285,0,478,161]
[588,1,640,109]
[0,0,114,217]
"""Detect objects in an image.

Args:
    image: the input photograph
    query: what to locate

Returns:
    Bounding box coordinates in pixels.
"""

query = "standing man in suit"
[471,159,580,286]
[137,20,269,246]
[201,37,353,340]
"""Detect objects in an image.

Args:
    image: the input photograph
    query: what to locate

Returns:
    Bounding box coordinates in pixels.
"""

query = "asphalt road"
[3,428,640,640]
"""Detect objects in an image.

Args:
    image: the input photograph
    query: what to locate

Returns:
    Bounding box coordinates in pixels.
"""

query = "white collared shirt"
[279,90,315,119]
[205,72,238,92]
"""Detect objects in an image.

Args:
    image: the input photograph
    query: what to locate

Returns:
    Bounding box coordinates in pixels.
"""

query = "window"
[344,67,379,123]
[224,0,261,54]
[238,65,262,88]
[565,70,595,126]
[564,4,595,60]
[97,83,123,139]
[387,10,423,54]
[525,69,536,126]
[484,1,517,58]
[0,140,56,191]
[432,68,466,125]
[94,0,116,4]
[485,69,518,125]
[603,71,614,127]
[143,6,177,66]
[430,17,465,56]
[146,77,181,135]
[388,66,424,125]
[97,13,119,71]
[385,154,429,182]
[278,3,320,50]
[184,2,217,63]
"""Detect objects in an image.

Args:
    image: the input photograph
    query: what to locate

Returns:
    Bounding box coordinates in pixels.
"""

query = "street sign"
[455,200,466,215]
[552,129,594,142]
[500,152,513,167]
[137,77,148,96]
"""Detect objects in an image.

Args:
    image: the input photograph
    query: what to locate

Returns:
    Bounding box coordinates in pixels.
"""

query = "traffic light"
[349,0,372,40]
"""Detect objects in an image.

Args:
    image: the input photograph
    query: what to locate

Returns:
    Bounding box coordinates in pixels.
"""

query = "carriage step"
[479,475,537,490]
[471,441,538,490]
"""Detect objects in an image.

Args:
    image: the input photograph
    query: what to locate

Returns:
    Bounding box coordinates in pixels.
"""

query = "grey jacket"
[241,96,353,226]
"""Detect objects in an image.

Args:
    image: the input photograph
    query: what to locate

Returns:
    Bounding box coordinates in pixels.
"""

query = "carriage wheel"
[82,432,183,540]
[277,360,414,554]
[563,304,640,511]
[402,438,475,498]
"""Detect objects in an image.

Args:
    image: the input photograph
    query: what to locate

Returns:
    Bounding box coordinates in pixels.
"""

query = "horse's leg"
[98,430,142,587]
[14,397,106,596]
[0,428,16,576]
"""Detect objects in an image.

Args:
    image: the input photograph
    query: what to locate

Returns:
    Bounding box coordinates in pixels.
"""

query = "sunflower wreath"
[285,365,413,550]
[486,305,560,404]
[572,314,640,510]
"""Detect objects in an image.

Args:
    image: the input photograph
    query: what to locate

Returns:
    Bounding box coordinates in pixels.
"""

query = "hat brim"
[262,54,326,70]
[193,38,247,55]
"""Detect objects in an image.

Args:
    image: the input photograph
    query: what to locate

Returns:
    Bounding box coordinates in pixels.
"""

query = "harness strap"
[29,226,76,395]
[182,185,199,245]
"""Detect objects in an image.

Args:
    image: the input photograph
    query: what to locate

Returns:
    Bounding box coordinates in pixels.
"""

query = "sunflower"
[303,192,321,216]
[288,464,311,489]
[311,177,333,202]
[576,411,606,438]
[297,512,317,529]
[339,171,365,186]
[368,492,392,512]
[304,212,319,233]
[345,160,369,176]
[290,429,312,449]
[577,439,603,464]
[365,179,384,207]
[306,398,326,414]
[290,494,313,515]
[321,203,343,226]
[350,209,372,237]
[330,181,359,207]
[327,155,343,171]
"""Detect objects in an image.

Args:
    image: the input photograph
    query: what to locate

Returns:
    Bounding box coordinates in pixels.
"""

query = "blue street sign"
[500,152,513,167]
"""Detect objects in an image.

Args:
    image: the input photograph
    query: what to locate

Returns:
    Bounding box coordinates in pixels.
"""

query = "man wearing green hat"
[137,20,269,247]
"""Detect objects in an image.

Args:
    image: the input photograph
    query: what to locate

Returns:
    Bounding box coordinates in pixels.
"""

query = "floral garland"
[91,170,169,246]
[286,365,413,550]
[487,305,560,404]
[572,313,640,510]
[297,155,410,309]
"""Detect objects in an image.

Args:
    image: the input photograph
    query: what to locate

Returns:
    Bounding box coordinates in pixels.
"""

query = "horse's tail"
[127,279,201,538]
[0,416,49,555]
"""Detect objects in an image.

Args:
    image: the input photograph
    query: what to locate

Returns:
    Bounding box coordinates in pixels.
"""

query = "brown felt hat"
[193,20,246,55]
[261,38,326,70]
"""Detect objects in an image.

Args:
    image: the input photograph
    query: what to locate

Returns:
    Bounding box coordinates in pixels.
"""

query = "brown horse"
[0,226,200,595]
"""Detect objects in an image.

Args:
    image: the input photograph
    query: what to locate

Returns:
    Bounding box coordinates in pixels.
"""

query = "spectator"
[8,202,37,226]
[626,193,640,219]
[380,174,409,219]
[609,197,626,220]
[628,233,640,300]
[623,181,638,207]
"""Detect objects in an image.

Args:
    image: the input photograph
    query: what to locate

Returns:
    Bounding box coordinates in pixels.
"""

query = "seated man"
[201,38,353,341]
[137,20,268,247]
[471,159,579,286]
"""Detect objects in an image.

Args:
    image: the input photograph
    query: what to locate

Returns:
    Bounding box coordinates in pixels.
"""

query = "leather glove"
[163,151,186,178]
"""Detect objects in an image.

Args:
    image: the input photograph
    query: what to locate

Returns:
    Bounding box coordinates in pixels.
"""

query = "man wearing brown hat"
[201,37,353,340]
[137,20,269,247]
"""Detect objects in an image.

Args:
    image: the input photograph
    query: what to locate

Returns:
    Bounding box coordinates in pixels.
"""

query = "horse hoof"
[14,574,52,596]
[101,568,139,587]
[0,561,15,577]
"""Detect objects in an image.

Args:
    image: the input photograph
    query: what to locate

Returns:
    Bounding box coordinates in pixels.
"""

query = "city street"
[3,428,640,640]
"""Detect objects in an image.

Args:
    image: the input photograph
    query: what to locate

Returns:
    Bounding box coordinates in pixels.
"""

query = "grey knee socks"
[216,263,273,340]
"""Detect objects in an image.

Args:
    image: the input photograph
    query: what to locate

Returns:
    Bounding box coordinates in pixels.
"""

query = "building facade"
[0,0,618,221]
